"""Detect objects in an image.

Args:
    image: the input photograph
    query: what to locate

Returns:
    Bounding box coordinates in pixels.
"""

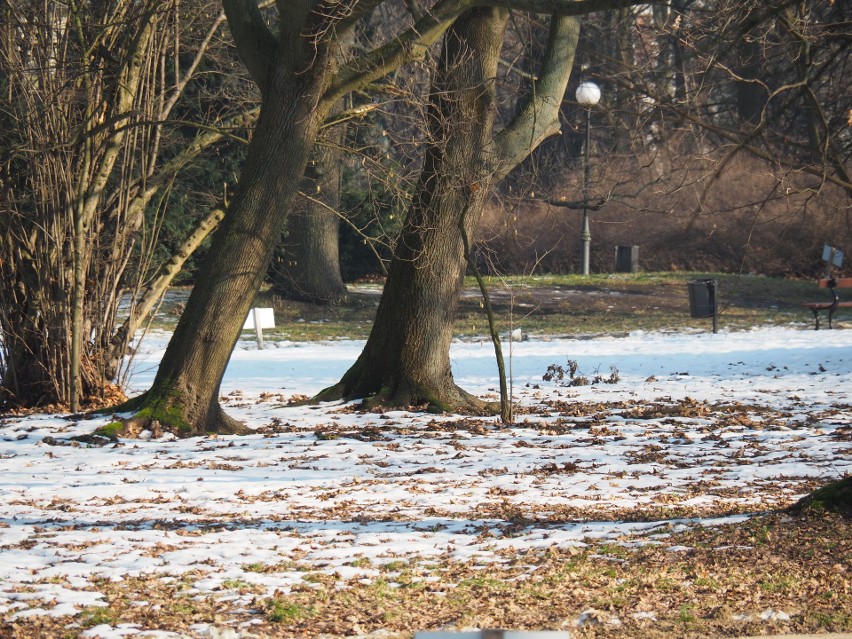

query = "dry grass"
[2,510,848,638]
[482,153,851,278]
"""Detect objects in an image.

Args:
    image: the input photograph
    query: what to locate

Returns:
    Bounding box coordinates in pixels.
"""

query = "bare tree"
[1,0,177,409]
[113,0,642,437]
[316,10,581,411]
[0,0,252,410]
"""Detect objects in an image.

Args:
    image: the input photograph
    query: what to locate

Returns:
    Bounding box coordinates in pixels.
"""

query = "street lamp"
[575,81,601,275]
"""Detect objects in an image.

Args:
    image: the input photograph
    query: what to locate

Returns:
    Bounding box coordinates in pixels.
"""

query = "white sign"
[822,244,844,268]
[243,307,275,349]
[242,307,275,330]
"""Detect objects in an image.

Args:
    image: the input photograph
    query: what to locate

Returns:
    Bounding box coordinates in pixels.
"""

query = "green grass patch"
[151,272,830,343]
[264,597,315,623]
[760,573,796,593]
[93,421,123,439]
[79,606,117,628]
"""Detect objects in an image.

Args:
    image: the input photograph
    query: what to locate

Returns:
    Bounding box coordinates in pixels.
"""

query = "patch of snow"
[0,326,849,630]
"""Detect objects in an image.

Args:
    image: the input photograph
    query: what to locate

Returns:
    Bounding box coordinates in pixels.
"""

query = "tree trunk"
[317,8,510,411]
[735,9,766,124]
[119,69,328,435]
[272,142,348,304]
[107,0,470,434]
[318,13,580,412]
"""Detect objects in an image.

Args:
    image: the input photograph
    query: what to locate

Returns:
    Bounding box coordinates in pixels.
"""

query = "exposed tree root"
[97,391,251,439]
[315,377,498,415]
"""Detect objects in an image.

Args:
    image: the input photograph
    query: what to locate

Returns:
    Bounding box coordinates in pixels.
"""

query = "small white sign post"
[242,307,275,349]
[822,244,844,278]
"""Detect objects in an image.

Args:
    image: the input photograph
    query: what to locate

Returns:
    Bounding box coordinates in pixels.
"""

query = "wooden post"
[252,307,264,350]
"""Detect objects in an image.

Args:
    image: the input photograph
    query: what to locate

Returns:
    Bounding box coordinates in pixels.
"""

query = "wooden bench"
[802,277,852,329]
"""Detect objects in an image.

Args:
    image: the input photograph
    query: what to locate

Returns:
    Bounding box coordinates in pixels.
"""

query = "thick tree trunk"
[118,70,328,436]
[272,142,348,305]
[106,0,470,434]
[318,13,580,412]
[316,8,509,411]
[105,205,225,381]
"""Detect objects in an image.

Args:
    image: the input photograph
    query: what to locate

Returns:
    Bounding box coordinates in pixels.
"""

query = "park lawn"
[242,272,825,342]
[1,284,849,639]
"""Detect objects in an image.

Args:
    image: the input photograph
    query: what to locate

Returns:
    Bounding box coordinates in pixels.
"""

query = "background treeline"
[274,1,851,281]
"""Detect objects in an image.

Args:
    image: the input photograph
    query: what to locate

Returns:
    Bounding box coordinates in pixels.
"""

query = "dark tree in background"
[271,124,349,305]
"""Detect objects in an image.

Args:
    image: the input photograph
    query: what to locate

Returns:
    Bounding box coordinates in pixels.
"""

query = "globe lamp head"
[575,81,601,107]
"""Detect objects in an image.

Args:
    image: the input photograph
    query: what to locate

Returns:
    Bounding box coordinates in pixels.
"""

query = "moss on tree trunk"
[105,388,249,439]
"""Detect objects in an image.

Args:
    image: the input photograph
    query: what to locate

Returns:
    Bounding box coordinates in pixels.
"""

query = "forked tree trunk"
[318,13,580,412]
[119,70,329,435]
[317,8,510,411]
[108,0,474,435]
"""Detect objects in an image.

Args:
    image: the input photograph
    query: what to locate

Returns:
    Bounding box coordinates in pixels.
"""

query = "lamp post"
[575,81,601,275]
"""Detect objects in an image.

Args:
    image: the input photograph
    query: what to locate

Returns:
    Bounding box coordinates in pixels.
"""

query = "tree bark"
[272,141,348,305]
[317,7,509,411]
[120,68,330,435]
[318,13,580,411]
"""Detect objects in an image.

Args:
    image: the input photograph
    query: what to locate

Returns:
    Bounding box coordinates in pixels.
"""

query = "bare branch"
[162,11,229,117]
[111,206,226,366]
[537,194,609,210]
[494,15,580,178]
[481,0,660,14]
[324,0,470,107]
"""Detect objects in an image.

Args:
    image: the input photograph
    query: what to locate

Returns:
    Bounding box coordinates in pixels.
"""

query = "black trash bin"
[614,245,639,273]
[687,279,717,332]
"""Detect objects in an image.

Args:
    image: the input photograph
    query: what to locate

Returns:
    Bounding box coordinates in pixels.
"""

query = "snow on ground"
[0,325,850,635]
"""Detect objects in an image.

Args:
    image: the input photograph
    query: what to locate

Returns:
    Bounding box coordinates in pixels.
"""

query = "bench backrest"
[819,277,852,289]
